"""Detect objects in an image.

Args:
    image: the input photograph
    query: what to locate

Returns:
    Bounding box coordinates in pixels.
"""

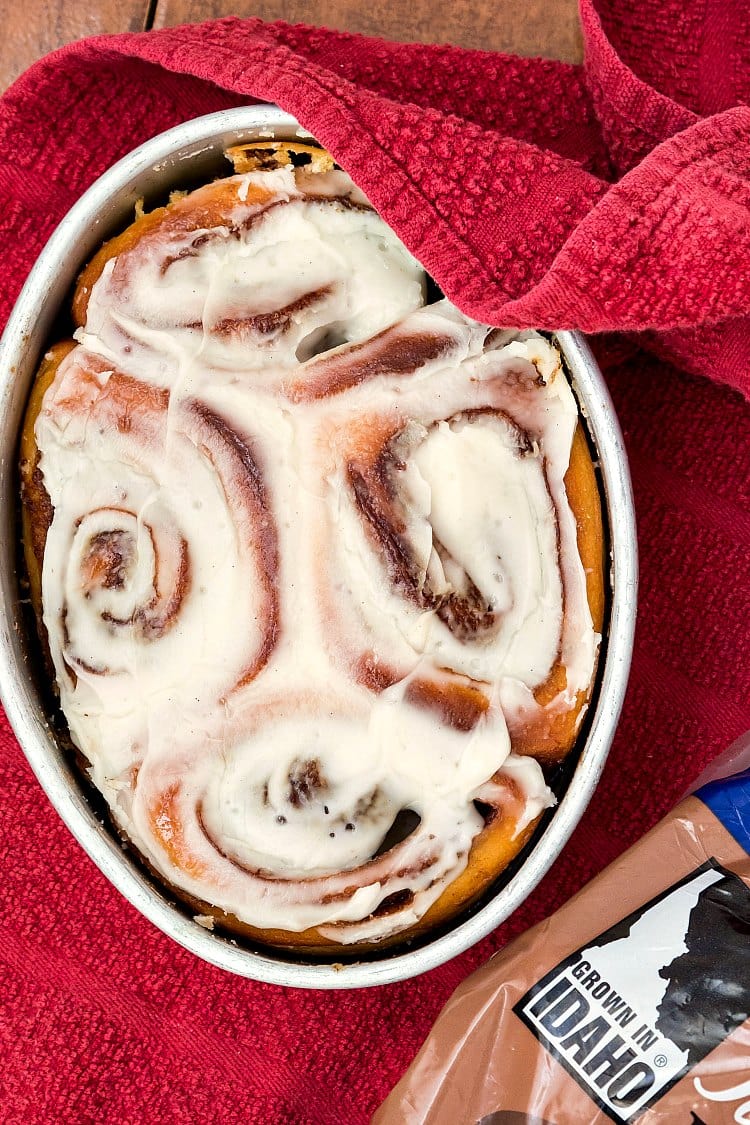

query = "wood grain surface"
[0,0,582,94]
[0,0,150,90]
[153,0,583,61]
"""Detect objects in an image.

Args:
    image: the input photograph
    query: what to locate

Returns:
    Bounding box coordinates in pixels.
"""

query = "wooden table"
[1,0,582,93]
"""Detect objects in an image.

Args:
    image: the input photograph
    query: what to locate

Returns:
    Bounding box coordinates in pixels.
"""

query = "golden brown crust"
[20,146,606,954]
[119,785,541,956]
[19,340,76,628]
[507,421,605,764]
[72,177,281,327]
[225,140,335,175]
[73,207,168,328]
[73,143,335,328]
[167,815,542,956]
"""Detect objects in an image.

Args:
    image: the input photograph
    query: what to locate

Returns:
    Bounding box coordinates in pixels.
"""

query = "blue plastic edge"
[697,769,750,854]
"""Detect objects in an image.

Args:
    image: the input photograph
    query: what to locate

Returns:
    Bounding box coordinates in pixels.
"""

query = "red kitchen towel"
[0,2,749,1123]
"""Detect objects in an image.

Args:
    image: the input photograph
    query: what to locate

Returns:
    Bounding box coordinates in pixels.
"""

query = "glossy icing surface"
[34,165,598,943]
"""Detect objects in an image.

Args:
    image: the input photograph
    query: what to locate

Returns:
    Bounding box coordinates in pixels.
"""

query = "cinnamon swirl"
[20,142,604,951]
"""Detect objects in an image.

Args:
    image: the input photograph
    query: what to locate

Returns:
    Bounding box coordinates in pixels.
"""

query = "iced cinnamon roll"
[20,143,604,950]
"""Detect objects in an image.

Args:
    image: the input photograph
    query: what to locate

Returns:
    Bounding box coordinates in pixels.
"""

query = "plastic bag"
[375,735,750,1124]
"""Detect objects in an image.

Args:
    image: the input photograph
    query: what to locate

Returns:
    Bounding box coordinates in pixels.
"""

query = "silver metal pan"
[0,105,637,988]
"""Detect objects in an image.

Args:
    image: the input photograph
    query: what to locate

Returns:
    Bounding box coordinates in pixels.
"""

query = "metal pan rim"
[0,106,637,988]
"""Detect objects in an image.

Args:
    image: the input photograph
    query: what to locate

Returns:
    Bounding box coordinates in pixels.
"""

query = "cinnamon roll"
[20,142,604,951]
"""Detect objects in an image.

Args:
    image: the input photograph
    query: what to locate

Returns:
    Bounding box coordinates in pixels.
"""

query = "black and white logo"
[514,861,750,1122]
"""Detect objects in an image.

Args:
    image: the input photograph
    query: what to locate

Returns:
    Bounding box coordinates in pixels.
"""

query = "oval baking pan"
[0,105,637,988]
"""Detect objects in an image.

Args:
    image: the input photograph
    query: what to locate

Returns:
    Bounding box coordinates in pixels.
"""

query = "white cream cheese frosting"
[34,163,600,944]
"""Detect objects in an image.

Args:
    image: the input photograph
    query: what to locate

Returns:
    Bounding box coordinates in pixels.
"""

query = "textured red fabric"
[0,3,748,1123]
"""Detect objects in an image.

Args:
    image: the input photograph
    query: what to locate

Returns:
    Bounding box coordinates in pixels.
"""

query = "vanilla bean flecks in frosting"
[33,161,600,944]
[123,690,549,941]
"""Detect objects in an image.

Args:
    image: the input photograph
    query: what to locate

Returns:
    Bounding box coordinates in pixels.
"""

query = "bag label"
[514,861,750,1122]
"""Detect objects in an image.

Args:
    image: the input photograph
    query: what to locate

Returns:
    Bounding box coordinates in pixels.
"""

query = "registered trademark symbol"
[654,1054,668,1067]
